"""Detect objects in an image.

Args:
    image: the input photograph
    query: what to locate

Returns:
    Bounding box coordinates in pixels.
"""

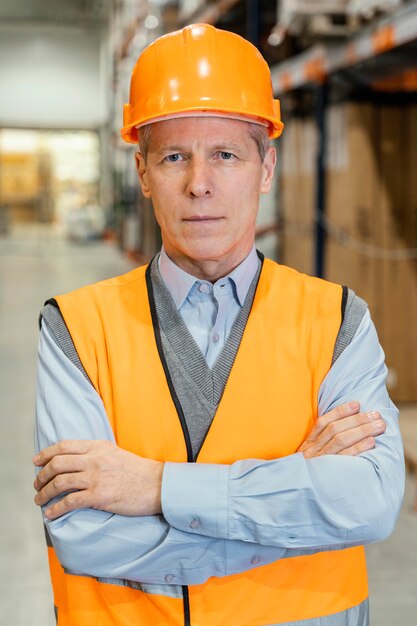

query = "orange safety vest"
[48,258,368,626]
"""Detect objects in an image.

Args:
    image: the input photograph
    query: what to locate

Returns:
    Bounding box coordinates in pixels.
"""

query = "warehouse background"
[0,1,416,624]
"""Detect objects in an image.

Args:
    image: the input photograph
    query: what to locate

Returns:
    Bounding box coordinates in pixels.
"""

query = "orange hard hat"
[121,23,284,143]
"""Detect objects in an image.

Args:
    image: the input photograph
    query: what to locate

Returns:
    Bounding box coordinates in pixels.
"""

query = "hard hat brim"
[121,106,284,144]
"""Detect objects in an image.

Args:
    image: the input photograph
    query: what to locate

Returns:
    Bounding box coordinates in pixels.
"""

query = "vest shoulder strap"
[40,302,92,384]
[333,288,368,365]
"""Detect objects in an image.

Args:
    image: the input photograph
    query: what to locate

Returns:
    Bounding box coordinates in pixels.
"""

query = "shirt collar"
[158,245,259,310]
[227,245,259,306]
[158,248,197,309]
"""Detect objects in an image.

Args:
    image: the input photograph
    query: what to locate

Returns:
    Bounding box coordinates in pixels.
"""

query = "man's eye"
[165,154,183,162]
[220,152,234,160]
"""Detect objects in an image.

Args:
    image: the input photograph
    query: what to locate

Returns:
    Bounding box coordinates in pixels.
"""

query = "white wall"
[0,25,109,129]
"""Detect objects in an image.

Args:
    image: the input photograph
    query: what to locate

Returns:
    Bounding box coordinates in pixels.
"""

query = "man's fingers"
[33,440,94,467]
[301,410,386,458]
[44,491,91,520]
[316,401,361,432]
[34,454,86,491]
[301,410,384,453]
[338,437,375,456]
[299,401,361,450]
[34,472,88,506]
[321,419,386,455]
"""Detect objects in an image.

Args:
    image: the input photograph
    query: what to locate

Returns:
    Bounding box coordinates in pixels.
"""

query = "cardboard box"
[407,104,417,400]
[281,101,417,400]
[325,102,381,335]
[325,101,417,401]
[376,105,417,401]
[0,153,40,201]
[280,116,316,275]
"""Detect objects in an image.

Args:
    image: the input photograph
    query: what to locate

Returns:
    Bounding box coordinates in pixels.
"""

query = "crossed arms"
[33,314,405,585]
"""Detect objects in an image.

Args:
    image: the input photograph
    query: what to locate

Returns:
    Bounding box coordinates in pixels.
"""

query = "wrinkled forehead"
[137,114,270,164]
[143,115,257,147]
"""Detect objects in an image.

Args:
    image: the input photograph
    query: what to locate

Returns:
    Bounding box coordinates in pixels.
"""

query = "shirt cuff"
[161,462,229,539]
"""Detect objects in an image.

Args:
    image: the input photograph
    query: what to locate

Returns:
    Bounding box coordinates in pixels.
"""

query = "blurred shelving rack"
[269,0,417,278]
[271,0,417,93]
[268,0,417,403]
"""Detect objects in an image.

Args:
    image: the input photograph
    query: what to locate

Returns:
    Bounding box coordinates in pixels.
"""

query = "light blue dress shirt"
[158,246,259,368]
[35,251,405,587]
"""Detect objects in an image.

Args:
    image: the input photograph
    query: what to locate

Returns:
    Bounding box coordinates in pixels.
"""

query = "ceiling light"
[144,15,159,29]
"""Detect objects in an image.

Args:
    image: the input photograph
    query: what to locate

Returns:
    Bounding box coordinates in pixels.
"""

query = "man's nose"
[185,159,213,198]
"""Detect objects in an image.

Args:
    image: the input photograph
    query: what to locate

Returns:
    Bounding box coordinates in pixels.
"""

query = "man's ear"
[260,146,277,194]
[135,152,151,198]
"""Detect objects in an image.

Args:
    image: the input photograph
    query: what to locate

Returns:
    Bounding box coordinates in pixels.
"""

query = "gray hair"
[137,120,270,163]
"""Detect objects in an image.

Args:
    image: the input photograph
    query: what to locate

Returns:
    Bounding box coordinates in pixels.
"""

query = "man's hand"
[33,404,385,519]
[33,440,163,520]
[298,401,386,459]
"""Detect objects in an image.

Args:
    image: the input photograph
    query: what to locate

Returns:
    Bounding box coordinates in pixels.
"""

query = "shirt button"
[212,332,219,343]
[189,518,200,529]
[164,574,175,583]
[251,555,261,565]
[199,283,209,293]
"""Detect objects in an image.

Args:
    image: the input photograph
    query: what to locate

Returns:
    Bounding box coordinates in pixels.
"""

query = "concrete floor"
[1,225,416,625]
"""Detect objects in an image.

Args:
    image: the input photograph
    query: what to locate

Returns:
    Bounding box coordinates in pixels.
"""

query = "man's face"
[135,116,276,279]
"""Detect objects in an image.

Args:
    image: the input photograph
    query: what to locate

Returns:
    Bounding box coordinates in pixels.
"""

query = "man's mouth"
[184,216,223,222]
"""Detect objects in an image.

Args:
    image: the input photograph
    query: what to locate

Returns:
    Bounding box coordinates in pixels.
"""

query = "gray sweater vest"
[150,255,262,459]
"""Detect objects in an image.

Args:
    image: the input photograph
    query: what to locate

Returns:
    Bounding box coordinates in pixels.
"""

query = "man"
[34,24,404,626]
